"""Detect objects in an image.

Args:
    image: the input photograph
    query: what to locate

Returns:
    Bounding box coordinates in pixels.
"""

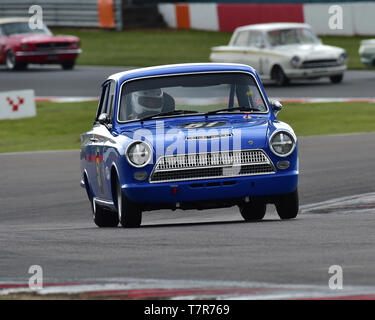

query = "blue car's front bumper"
[122,170,298,206]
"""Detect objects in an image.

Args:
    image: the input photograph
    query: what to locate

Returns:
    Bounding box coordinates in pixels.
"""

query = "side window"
[95,83,110,121]
[233,31,249,47]
[106,80,116,121]
[248,31,264,48]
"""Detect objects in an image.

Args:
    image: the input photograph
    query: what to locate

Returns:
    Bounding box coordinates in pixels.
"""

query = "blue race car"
[80,63,299,228]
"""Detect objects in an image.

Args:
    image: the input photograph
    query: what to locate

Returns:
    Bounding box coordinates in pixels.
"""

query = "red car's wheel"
[61,60,76,70]
[5,50,27,70]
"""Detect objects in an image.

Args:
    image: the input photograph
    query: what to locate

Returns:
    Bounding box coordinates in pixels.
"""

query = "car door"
[99,79,117,200]
[86,81,111,198]
[242,31,266,74]
[228,30,250,64]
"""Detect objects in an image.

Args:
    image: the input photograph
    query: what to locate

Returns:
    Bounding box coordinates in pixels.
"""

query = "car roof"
[235,22,311,32]
[108,63,257,83]
[0,17,29,25]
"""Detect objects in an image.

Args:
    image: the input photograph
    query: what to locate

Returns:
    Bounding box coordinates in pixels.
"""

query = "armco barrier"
[0,0,122,30]
[158,2,375,36]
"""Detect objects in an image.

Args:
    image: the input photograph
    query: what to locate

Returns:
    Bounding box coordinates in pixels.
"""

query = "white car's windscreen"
[267,28,319,46]
[118,73,267,122]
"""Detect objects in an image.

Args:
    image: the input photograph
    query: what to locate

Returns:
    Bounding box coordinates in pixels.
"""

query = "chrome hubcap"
[6,52,15,69]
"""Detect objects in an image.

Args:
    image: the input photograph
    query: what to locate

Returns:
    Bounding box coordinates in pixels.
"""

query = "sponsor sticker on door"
[0,89,36,120]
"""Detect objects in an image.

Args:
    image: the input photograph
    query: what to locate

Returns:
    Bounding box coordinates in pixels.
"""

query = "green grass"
[53,28,369,70]
[0,101,96,153]
[279,102,375,136]
[0,101,374,153]
[56,28,231,67]
[321,36,368,70]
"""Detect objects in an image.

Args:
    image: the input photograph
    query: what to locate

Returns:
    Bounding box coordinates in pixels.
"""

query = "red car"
[0,17,81,70]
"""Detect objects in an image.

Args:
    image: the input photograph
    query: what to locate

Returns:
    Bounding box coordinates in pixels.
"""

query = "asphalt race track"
[1,65,375,98]
[1,133,375,286]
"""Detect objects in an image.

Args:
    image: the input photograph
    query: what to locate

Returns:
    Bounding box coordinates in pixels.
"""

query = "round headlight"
[270,131,296,157]
[291,56,300,68]
[126,141,152,168]
[338,52,348,65]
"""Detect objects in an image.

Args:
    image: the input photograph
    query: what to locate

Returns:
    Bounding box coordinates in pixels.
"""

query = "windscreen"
[118,72,267,122]
[1,22,51,36]
[267,28,319,46]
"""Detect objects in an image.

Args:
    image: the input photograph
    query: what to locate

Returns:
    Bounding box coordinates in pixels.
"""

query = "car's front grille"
[301,59,339,68]
[149,149,275,183]
[35,42,71,50]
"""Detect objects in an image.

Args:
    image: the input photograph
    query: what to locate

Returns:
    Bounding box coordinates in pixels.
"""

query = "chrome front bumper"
[16,49,82,56]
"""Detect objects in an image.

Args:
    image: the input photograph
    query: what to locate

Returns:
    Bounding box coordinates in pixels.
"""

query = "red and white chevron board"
[158,2,375,36]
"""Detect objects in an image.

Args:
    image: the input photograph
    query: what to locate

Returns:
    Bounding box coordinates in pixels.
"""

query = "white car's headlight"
[338,52,348,64]
[269,131,296,157]
[291,56,300,68]
[126,141,152,167]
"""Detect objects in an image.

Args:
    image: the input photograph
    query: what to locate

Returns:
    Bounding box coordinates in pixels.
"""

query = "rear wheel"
[116,179,142,228]
[61,60,75,70]
[91,198,119,228]
[272,66,289,86]
[6,50,27,70]
[239,200,266,221]
[275,189,299,220]
[330,74,343,84]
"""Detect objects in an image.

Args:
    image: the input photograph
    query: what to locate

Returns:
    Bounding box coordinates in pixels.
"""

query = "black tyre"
[275,189,299,220]
[330,74,343,84]
[91,198,119,228]
[239,200,266,221]
[272,66,289,86]
[116,179,142,228]
[61,60,75,70]
[6,50,27,70]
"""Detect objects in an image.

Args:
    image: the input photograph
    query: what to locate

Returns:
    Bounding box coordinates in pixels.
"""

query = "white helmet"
[130,89,164,117]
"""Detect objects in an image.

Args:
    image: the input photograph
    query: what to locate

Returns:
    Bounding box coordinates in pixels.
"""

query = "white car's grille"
[301,59,340,68]
[150,149,275,183]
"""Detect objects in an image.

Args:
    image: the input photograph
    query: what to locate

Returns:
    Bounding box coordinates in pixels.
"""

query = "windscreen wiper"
[204,106,261,117]
[139,110,199,122]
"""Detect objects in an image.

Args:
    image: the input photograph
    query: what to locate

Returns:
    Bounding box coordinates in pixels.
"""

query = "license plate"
[46,55,59,61]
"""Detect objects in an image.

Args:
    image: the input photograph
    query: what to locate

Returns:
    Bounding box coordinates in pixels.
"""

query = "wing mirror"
[98,113,112,129]
[271,100,283,117]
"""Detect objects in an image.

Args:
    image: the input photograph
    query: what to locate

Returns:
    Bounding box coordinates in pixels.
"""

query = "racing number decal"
[180,121,227,129]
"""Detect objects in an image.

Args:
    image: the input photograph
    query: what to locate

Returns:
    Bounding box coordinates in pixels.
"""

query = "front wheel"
[92,198,119,228]
[61,60,75,70]
[6,50,27,70]
[330,74,343,84]
[239,201,266,221]
[272,66,290,86]
[275,189,299,220]
[117,180,142,228]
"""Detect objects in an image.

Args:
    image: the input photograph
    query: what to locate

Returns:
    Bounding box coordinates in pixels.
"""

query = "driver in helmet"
[130,88,164,119]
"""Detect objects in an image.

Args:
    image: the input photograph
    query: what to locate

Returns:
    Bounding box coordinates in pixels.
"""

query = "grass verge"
[53,28,370,70]
[0,101,374,154]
